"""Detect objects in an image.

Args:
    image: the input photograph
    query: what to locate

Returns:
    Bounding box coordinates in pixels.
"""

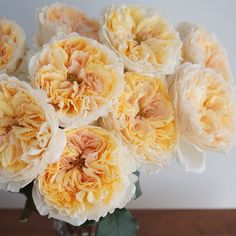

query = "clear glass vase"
[52,219,98,236]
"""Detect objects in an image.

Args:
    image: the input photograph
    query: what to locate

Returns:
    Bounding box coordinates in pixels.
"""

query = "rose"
[99,72,177,173]
[170,63,236,172]
[35,3,100,47]
[29,33,124,128]
[177,22,232,81]
[33,125,137,226]
[0,74,66,192]
[0,18,26,76]
[100,5,182,76]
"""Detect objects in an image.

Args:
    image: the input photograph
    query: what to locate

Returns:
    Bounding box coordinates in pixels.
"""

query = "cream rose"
[170,63,236,172]
[0,18,26,76]
[99,72,177,173]
[35,3,100,47]
[177,22,233,81]
[33,125,136,226]
[0,74,66,192]
[100,5,182,76]
[29,33,124,128]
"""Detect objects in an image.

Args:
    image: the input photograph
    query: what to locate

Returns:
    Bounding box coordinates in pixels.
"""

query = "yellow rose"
[33,125,136,226]
[99,72,177,173]
[177,22,232,81]
[35,3,100,47]
[100,5,182,75]
[170,63,236,172]
[29,33,124,128]
[0,18,26,75]
[0,74,66,192]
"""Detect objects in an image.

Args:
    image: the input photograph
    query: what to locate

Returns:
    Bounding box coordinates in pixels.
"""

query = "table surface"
[1,209,236,236]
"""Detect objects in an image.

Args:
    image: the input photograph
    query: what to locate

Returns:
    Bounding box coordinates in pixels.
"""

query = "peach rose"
[35,3,100,47]
[170,63,236,172]
[177,22,233,81]
[100,72,177,173]
[0,18,26,76]
[0,74,66,192]
[29,33,124,128]
[33,126,136,226]
[100,5,182,75]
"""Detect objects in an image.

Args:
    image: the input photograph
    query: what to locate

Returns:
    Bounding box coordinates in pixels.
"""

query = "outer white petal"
[176,138,205,173]
[0,74,66,192]
[16,47,40,82]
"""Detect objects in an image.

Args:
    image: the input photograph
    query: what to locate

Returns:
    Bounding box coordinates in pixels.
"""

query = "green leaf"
[20,197,37,222]
[134,171,142,199]
[95,208,138,236]
[19,181,34,198]
[19,182,37,222]
[82,219,96,226]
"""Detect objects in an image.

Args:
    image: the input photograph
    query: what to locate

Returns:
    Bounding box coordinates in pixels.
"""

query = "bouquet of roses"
[1,3,236,236]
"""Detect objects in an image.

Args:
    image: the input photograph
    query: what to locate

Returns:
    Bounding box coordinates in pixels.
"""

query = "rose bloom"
[170,63,236,172]
[0,18,26,75]
[177,22,232,81]
[29,33,124,128]
[33,126,136,226]
[35,3,100,46]
[100,5,182,76]
[0,74,66,192]
[99,72,177,173]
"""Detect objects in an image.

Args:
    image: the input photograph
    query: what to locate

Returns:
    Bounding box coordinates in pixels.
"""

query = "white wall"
[0,0,236,209]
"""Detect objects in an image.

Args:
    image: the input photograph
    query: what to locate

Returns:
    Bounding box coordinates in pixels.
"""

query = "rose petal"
[176,138,205,173]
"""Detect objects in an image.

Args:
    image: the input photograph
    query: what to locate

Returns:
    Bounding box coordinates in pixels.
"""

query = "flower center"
[4,125,12,135]
[1,117,18,138]
[67,73,81,84]
[69,157,86,170]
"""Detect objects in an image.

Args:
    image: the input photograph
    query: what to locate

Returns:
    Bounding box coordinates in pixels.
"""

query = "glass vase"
[52,219,97,236]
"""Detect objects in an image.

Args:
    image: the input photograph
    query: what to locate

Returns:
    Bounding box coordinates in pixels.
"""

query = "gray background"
[0,0,236,209]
